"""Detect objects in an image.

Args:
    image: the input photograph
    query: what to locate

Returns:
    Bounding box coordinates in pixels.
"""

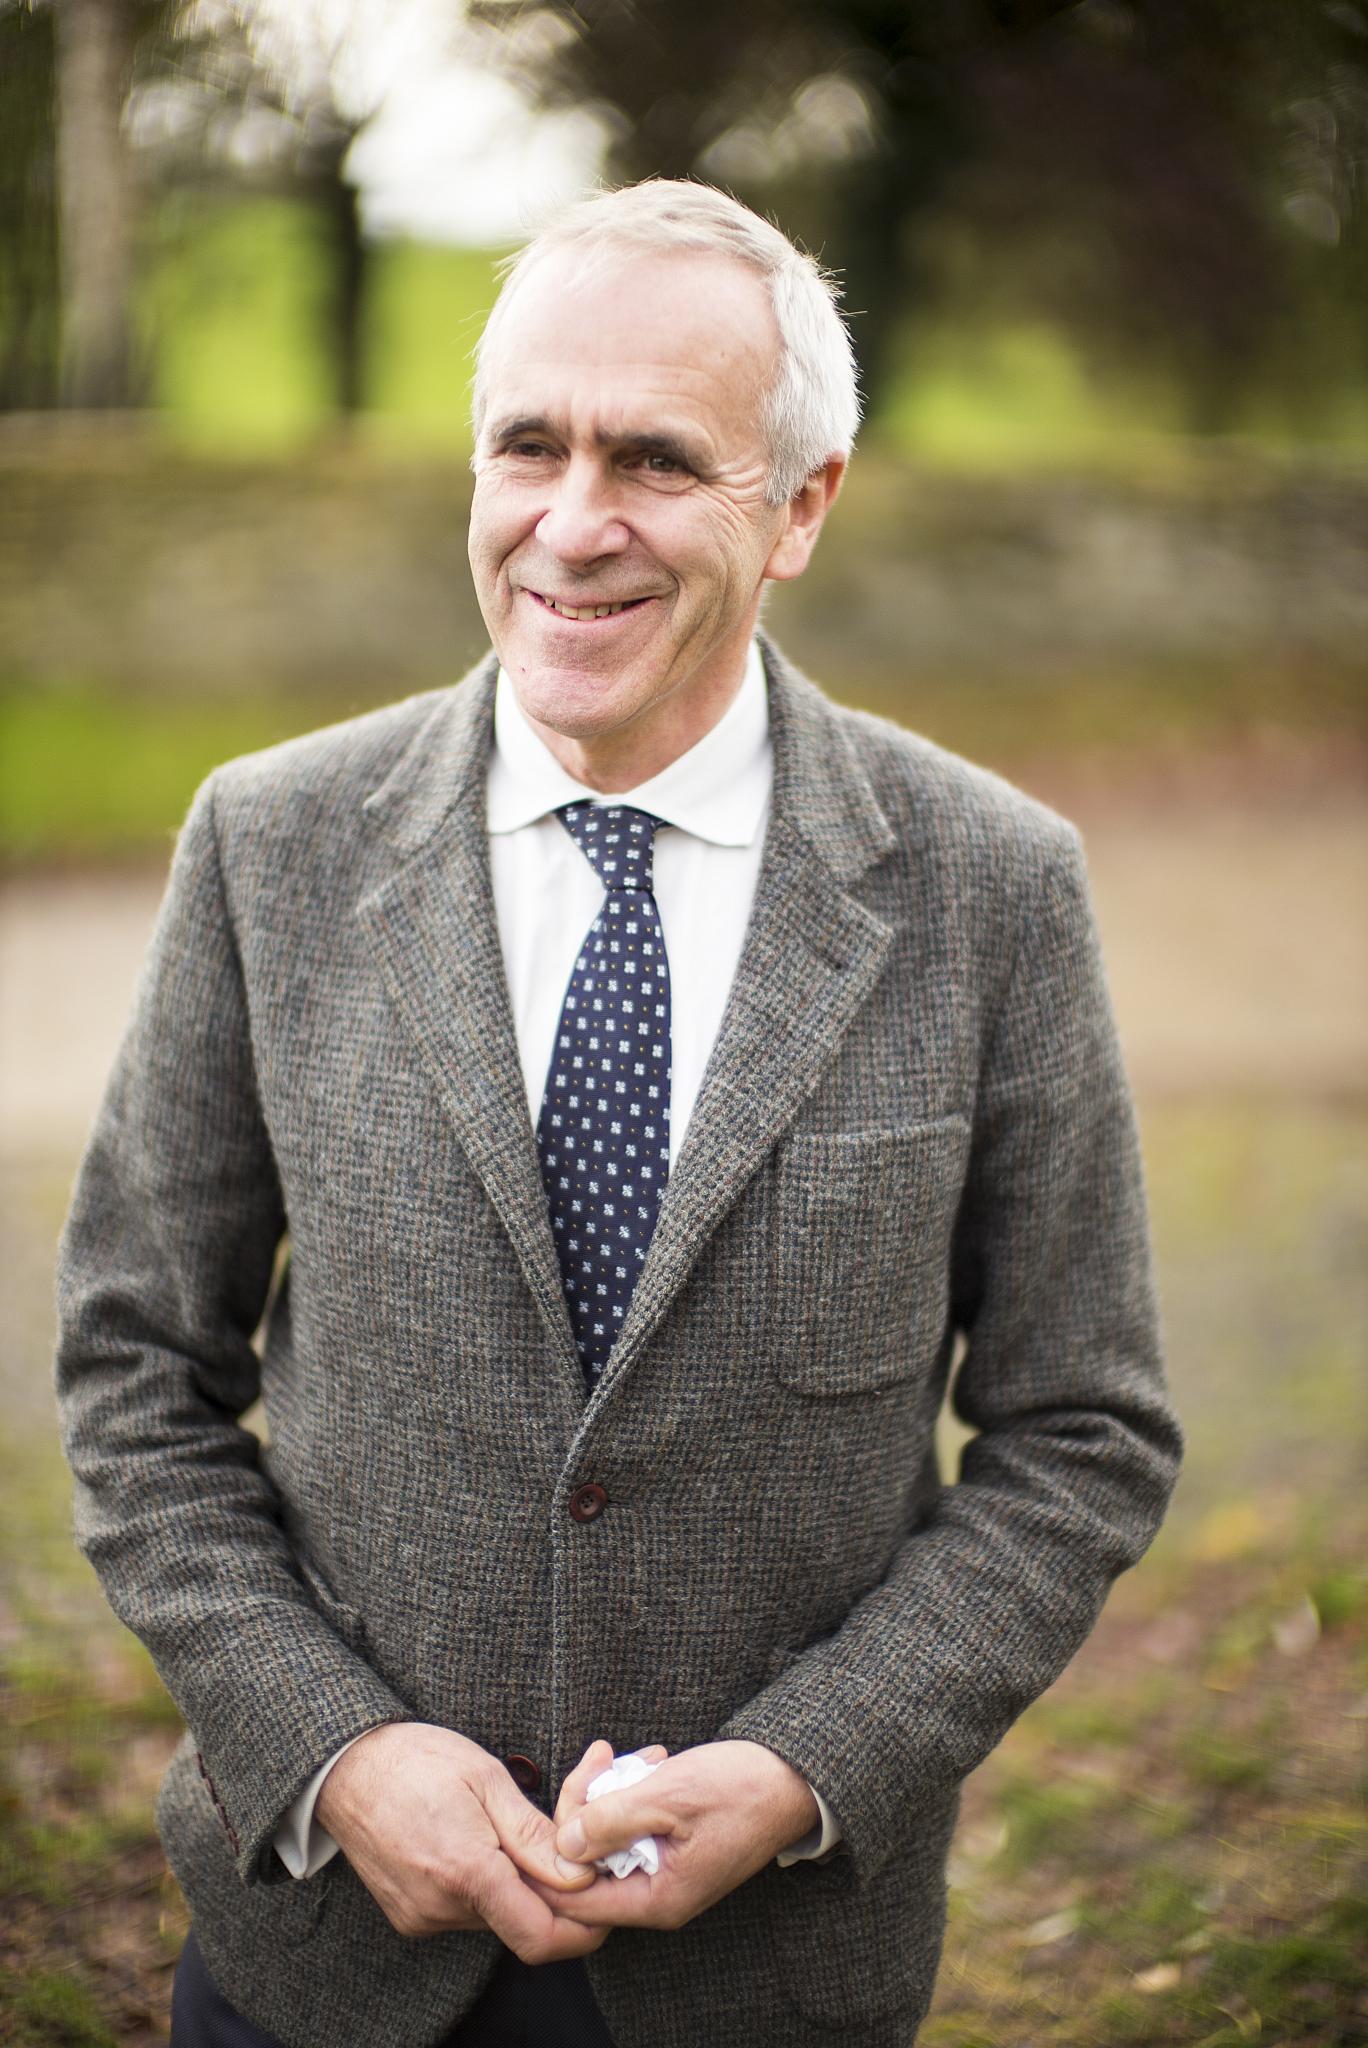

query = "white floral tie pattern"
[536,804,672,1384]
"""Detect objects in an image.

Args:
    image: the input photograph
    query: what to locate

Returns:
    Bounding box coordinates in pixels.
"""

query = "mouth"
[525,589,655,623]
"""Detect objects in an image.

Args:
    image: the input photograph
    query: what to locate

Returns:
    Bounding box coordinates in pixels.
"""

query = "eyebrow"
[486,415,710,472]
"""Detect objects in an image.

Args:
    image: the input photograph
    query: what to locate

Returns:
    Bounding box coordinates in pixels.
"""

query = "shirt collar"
[486,639,771,847]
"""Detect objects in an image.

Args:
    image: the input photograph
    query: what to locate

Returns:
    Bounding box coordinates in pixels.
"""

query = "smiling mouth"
[527,590,653,622]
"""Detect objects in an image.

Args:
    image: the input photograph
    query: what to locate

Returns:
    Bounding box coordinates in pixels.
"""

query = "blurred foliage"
[473,0,1368,426]
[2,0,1366,440]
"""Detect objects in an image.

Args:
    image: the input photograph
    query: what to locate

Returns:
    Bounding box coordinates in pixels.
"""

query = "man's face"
[468,248,808,758]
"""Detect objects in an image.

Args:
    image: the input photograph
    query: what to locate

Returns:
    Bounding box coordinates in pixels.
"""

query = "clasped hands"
[314,1722,819,1960]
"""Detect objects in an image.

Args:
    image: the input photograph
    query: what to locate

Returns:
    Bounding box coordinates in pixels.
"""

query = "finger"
[471,1848,568,1956]
[538,1919,611,1961]
[556,1783,679,1867]
[553,1739,615,1829]
[553,1740,670,1825]
[553,1741,671,1842]
[475,1850,611,1962]
[530,1867,662,1929]
[483,1771,596,1892]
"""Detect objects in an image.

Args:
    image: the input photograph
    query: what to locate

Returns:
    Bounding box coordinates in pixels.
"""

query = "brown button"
[569,1482,609,1522]
[505,1753,541,1794]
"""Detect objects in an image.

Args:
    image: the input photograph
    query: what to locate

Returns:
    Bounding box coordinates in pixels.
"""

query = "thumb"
[484,1769,596,1892]
[557,1777,676,1867]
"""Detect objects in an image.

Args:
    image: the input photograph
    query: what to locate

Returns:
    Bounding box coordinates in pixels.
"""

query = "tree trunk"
[0,4,62,410]
[327,161,366,416]
[54,0,138,408]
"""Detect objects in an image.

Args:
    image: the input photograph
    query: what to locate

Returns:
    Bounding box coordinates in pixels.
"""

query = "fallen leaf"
[1135,1962,1182,1993]
[1216,1994,1262,2038]
[1271,1595,1320,1657]
[1019,1908,1079,1948]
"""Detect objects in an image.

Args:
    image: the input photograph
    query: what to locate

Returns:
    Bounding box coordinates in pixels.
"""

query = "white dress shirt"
[275,641,841,1877]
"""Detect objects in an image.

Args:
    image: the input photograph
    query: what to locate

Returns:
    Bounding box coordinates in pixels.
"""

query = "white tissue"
[585,1750,662,1879]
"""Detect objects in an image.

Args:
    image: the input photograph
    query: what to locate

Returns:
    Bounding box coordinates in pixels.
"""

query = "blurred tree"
[467,0,1080,407]
[0,0,190,411]
[938,0,1368,430]
[54,0,141,405]
[160,0,375,415]
[0,0,445,421]
[135,2,469,418]
[470,0,1368,430]
[0,0,60,407]
[53,0,185,406]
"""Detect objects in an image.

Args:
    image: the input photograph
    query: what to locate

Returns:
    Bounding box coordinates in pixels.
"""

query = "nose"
[535,456,630,566]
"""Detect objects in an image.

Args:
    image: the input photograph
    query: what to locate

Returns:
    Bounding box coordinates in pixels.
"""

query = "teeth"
[544,596,632,619]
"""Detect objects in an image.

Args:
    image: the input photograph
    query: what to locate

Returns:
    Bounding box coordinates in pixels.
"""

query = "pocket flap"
[770,1115,970,1395]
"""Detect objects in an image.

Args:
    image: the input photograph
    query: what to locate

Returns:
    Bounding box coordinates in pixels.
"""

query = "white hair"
[471,179,861,506]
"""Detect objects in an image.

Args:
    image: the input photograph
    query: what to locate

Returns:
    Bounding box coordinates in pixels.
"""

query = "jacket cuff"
[718,1659,951,1889]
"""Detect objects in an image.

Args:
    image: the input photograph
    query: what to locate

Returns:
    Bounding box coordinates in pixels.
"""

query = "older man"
[55,181,1181,2048]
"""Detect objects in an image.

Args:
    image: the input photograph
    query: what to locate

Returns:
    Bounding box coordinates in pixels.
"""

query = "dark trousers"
[171,1929,616,2048]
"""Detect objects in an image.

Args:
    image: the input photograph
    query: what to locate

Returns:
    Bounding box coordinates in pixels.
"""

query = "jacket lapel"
[355,660,582,1389]
[354,644,898,1408]
[592,643,897,1402]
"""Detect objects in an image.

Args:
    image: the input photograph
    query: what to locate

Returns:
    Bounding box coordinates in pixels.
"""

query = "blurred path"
[2,871,167,1159]
[1082,792,1367,1101]
[2,790,1366,1164]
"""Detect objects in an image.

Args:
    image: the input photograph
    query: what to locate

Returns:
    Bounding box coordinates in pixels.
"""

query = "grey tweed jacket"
[55,640,1181,2048]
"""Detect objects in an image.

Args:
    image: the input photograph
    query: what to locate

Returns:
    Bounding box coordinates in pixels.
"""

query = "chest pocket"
[768,1114,970,1395]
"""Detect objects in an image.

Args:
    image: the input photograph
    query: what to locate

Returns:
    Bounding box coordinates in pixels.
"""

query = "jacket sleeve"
[718,822,1183,1884]
[54,778,410,1886]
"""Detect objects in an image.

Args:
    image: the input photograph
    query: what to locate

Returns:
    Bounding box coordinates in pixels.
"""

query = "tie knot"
[558,803,664,895]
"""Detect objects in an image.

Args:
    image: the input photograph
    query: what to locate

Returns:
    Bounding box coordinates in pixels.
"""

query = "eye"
[505,439,553,461]
[628,449,692,483]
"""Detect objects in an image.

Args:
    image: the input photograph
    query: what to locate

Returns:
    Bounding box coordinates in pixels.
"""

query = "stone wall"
[2,421,1365,694]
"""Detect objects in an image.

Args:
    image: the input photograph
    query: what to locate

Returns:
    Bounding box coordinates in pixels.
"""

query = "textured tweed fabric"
[54,640,1182,2048]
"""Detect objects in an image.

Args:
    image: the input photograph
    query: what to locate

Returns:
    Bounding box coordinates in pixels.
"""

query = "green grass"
[5,654,1362,865]
[364,238,504,449]
[142,197,337,451]
[0,683,373,862]
[141,196,504,454]
[881,316,1368,471]
[4,1970,119,2048]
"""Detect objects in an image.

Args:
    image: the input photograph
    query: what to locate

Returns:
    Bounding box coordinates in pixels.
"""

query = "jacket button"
[569,1482,609,1522]
[505,1753,542,1794]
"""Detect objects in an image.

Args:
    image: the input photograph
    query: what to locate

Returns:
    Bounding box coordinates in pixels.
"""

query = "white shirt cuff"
[272,1735,365,1879]
[775,1783,842,1866]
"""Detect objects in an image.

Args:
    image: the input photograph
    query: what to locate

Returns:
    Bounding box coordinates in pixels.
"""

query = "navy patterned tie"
[537,804,672,1384]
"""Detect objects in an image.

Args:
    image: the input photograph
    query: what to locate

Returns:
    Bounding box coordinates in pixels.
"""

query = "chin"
[508,662,654,740]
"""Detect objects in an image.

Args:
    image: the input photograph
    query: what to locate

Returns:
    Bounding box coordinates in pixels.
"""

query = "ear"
[762,458,847,584]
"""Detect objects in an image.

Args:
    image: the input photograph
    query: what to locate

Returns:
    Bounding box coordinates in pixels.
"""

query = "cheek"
[469,482,525,578]
[687,499,778,591]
